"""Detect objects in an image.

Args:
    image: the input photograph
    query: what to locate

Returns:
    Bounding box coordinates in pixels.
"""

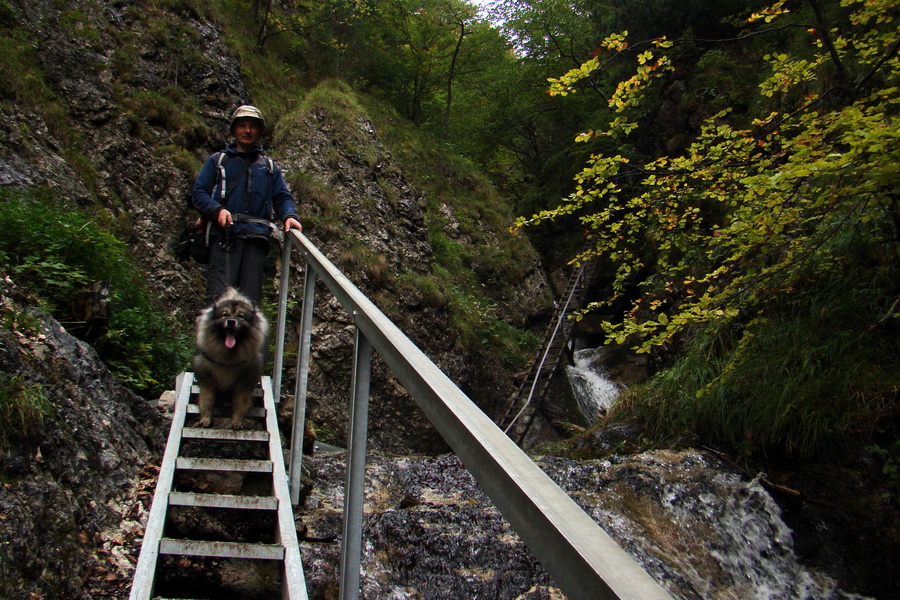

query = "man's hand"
[218,209,233,228]
[284,217,302,232]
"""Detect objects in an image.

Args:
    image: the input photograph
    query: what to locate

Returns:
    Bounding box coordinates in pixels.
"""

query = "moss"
[0,371,54,450]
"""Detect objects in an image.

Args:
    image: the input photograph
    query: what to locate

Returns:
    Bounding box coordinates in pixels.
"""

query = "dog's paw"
[230,418,247,430]
[196,416,212,428]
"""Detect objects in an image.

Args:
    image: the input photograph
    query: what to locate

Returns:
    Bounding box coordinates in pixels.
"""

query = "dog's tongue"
[225,333,236,349]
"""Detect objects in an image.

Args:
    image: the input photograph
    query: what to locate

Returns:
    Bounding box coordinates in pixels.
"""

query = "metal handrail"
[272,231,672,600]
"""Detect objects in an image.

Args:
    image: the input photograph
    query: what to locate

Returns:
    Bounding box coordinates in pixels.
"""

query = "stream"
[284,348,881,598]
[566,346,624,423]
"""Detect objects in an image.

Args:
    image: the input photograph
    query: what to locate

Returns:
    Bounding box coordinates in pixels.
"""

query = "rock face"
[1,0,551,453]
[1,0,244,323]
[272,100,506,454]
[0,281,165,599]
[296,449,875,600]
[0,1,552,597]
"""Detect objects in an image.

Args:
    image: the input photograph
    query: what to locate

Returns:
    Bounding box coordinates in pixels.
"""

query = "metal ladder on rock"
[500,259,598,444]
[129,372,307,600]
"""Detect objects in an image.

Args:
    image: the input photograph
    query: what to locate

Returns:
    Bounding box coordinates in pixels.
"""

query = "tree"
[439,0,479,121]
[514,0,899,350]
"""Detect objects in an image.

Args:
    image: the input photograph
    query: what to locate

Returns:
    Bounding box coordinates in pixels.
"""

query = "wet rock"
[0,287,165,599]
[295,449,873,600]
[300,452,559,599]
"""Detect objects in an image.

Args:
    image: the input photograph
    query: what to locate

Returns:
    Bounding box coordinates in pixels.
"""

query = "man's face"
[233,118,262,151]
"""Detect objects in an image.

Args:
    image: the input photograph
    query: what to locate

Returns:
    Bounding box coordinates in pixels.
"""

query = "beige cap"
[230,105,266,135]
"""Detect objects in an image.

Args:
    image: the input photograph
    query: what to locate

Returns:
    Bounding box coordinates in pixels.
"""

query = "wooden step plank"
[181,427,269,442]
[159,538,284,561]
[175,457,272,473]
[184,404,266,418]
[190,384,263,397]
[168,491,277,511]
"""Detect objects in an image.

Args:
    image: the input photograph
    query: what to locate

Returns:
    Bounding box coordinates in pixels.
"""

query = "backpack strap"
[258,155,276,219]
[215,151,229,201]
[214,151,276,216]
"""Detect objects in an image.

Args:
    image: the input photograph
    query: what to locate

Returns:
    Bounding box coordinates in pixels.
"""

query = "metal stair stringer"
[129,372,307,600]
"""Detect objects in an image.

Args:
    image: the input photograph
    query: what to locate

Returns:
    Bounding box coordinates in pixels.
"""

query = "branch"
[854,36,900,94]
[702,446,840,508]
[807,0,851,89]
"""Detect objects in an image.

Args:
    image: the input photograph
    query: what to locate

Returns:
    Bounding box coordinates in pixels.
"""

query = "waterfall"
[566,346,623,423]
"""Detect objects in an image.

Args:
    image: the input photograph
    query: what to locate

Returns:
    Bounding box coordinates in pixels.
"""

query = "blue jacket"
[192,143,298,241]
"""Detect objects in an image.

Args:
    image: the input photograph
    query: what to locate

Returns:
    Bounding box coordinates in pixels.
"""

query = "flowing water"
[559,346,873,600]
[566,346,623,423]
[297,449,872,600]
[541,451,871,600]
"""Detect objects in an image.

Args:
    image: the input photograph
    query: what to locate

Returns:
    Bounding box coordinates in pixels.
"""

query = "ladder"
[129,372,307,600]
[500,259,598,444]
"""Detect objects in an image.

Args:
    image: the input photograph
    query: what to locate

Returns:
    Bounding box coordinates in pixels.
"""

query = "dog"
[192,287,269,429]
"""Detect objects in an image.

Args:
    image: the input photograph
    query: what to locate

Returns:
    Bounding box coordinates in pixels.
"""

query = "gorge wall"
[0,0,552,595]
[0,0,552,450]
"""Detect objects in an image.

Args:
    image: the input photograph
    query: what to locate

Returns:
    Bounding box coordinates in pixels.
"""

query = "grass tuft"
[0,371,53,450]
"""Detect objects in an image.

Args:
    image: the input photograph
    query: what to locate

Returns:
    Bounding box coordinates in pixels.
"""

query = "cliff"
[0,1,552,595]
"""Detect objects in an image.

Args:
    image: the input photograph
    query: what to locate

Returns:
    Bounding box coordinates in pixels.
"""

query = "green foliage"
[444,280,539,365]
[58,5,102,44]
[518,0,899,351]
[337,238,390,286]
[276,80,378,162]
[0,189,192,396]
[272,78,546,365]
[287,171,344,238]
[120,87,212,148]
[375,110,545,359]
[0,371,54,450]
[394,271,447,309]
[870,439,900,505]
[515,0,900,456]
[0,17,80,152]
[617,261,900,458]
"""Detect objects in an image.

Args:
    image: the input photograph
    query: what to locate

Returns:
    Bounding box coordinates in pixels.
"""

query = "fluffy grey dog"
[192,287,268,429]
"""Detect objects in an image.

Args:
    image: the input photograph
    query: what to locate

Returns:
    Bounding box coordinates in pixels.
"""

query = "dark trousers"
[206,236,268,306]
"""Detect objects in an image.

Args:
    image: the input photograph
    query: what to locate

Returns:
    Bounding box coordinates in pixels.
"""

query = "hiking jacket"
[192,143,298,242]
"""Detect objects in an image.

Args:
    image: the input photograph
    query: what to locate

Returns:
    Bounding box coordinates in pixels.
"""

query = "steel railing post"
[289,261,317,505]
[272,234,294,402]
[339,322,373,600]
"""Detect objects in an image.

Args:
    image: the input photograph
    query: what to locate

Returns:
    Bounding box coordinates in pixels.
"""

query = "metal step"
[185,404,267,418]
[181,427,269,442]
[168,491,278,511]
[175,456,273,473]
[190,384,264,397]
[130,372,307,600]
[159,538,285,561]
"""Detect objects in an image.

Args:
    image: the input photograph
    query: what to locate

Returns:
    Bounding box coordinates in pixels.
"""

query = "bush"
[617,262,900,459]
[0,188,192,396]
[0,371,53,451]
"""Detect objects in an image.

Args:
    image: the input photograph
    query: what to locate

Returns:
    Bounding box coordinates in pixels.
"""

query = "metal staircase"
[129,372,306,600]
[127,231,671,600]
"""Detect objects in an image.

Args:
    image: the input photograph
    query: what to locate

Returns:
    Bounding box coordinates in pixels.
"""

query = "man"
[192,105,302,305]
